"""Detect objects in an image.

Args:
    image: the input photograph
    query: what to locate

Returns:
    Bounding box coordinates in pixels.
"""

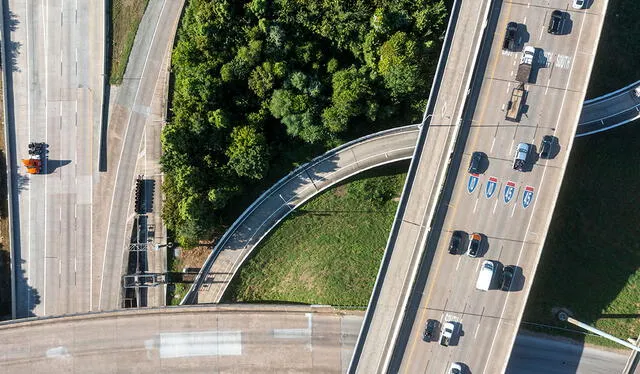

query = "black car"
[423,319,438,341]
[539,135,555,159]
[502,265,515,291]
[448,231,464,254]
[503,22,518,51]
[548,10,564,35]
[468,152,484,174]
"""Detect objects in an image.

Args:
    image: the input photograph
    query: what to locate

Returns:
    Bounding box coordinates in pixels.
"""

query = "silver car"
[572,0,585,9]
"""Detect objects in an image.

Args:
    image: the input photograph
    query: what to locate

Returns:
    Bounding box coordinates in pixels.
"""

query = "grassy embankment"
[224,167,407,306]
[224,0,640,348]
[110,0,150,85]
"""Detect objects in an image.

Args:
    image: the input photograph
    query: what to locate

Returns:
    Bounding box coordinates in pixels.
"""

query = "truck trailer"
[516,46,535,83]
[505,84,526,122]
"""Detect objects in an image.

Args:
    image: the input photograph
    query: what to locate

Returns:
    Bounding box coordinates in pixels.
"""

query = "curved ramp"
[182,125,420,304]
[183,83,640,305]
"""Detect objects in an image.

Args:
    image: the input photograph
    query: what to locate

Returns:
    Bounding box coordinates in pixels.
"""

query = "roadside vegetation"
[163,0,448,247]
[224,166,407,306]
[110,0,150,85]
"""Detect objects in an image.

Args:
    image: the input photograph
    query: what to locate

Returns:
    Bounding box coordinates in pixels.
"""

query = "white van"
[476,260,495,291]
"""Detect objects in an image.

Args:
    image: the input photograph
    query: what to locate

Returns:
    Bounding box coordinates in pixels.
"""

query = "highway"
[386,1,609,373]
[0,306,628,373]
[577,80,640,136]
[6,0,103,317]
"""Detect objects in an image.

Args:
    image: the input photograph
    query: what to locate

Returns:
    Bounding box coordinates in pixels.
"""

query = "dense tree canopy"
[163,0,448,245]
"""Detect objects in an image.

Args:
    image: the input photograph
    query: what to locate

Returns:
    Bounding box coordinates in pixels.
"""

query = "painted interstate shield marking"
[468,174,479,194]
[485,177,498,199]
[504,181,516,204]
[523,185,535,208]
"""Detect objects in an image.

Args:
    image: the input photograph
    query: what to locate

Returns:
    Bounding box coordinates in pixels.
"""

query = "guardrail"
[180,124,420,305]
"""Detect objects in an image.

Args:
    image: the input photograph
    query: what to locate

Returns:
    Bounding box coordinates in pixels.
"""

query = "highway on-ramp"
[6,0,103,317]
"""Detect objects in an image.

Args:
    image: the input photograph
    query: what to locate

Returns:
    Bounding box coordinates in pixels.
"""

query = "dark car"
[503,22,518,51]
[448,231,464,254]
[468,152,484,174]
[467,233,482,258]
[539,135,555,159]
[502,265,515,291]
[423,319,438,341]
[548,10,564,35]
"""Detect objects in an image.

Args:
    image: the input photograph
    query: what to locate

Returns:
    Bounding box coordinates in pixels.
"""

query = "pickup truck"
[516,46,535,83]
[440,321,455,347]
[513,142,530,171]
[502,22,518,51]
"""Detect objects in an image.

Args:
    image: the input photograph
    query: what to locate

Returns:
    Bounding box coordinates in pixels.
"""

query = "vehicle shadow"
[516,24,530,51]
[44,159,71,174]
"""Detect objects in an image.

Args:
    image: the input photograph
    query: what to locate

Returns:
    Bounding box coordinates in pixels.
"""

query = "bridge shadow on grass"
[520,123,640,351]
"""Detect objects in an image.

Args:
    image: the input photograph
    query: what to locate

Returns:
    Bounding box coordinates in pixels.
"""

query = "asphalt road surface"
[7,0,103,317]
[393,1,609,373]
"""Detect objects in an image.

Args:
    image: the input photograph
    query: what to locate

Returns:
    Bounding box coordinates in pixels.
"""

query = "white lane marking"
[99,0,168,310]
[43,0,50,316]
[538,24,544,41]
[474,322,481,339]
[510,202,517,217]
[492,199,498,214]
[482,9,590,374]
[455,256,462,271]
[473,199,479,213]
[523,16,527,24]
[545,79,551,95]
[490,137,496,153]
[508,139,514,158]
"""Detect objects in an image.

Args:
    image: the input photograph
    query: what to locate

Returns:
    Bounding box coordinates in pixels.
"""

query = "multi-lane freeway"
[7,0,103,317]
[352,0,610,372]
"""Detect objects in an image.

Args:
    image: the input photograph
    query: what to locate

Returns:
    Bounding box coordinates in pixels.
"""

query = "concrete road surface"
[507,333,627,374]
[6,0,103,317]
[0,306,628,374]
[393,1,609,373]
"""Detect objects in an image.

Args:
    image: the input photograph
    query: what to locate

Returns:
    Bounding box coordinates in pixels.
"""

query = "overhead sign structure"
[485,176,498,199]
[523,185,535,209]
[504,181,516,204]
[468,174,479,194]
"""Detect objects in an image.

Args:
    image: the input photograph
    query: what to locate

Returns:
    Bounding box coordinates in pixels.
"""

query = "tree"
[378,31,422,99]
[226,126,269,179]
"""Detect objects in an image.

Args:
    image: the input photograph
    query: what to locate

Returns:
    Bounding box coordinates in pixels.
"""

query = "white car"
[572,0,585,9]
[450,362,463,374]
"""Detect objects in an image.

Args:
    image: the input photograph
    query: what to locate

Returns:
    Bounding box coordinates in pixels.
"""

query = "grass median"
[110,0,150,85]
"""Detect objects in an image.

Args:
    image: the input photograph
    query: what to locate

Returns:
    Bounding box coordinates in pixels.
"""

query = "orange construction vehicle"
[22,142,46,174]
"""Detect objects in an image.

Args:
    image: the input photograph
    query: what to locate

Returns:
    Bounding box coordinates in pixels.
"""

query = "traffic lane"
[580,90,640,123]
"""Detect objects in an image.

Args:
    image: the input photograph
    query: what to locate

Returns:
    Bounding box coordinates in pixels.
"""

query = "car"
[450,362,463,374]
[467,233,482,257]
[468,151,484,174]
[422,319,437,341]
[572,0,585,9]
[635,85,640,97]
[502,265,516,291]
[503,22,518,51]
[448,231,464,254]
[539,135,555,159]
[548,10,564,35]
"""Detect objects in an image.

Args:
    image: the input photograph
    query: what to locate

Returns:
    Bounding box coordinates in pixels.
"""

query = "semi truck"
[505,83,526,122]
[22,142,46,174]
[516,46,535,83]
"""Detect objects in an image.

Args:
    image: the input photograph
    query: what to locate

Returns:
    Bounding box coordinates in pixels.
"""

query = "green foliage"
[226,126,269,179]
[165,0,448,245]
[348,174,405,205]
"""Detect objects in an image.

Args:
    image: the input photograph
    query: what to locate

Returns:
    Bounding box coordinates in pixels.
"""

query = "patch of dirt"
[333,184,347,197]
[175,241,213,271]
